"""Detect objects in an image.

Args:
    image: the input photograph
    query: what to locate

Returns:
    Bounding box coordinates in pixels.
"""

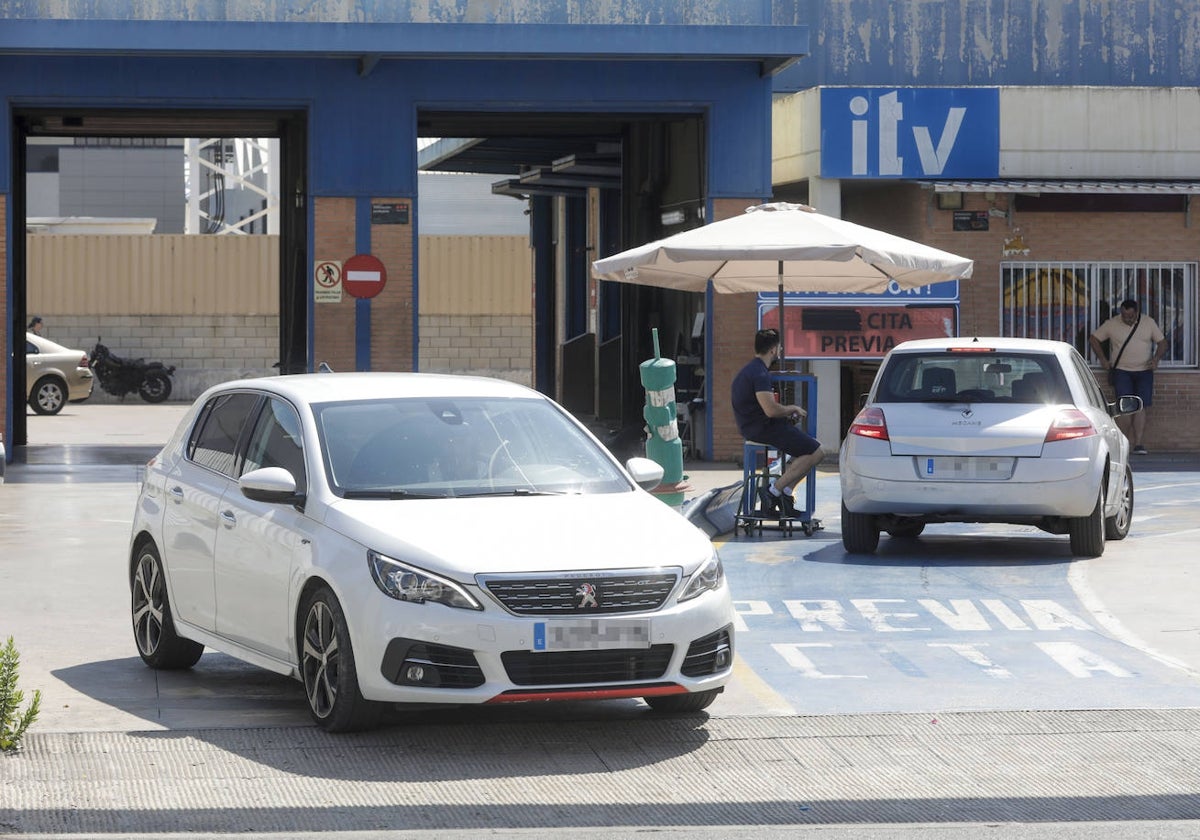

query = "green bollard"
[639,328,686,509]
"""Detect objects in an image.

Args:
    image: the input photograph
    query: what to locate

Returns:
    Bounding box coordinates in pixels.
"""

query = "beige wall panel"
[26,234,279,316]
[419,235,531,316]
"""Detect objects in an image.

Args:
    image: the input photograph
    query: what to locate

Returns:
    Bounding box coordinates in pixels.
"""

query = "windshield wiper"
[341,489,448,499]
[456,487,572,498]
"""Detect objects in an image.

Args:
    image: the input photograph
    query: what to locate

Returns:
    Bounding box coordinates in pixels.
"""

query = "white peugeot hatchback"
[840,337,1141,557]
[129,373,732,731]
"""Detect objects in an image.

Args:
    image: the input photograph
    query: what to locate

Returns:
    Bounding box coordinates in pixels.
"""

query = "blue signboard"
[760,278,960,306]
[821,88,999,179]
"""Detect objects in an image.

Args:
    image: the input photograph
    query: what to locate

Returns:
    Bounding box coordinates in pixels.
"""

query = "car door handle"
[169,486,184,500]
[220,510,237,527]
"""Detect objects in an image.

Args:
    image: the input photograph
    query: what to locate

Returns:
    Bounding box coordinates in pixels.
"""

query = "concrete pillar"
[807,177,843,453]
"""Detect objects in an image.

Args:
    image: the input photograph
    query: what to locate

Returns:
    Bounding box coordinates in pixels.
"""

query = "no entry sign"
[343,253,387,299]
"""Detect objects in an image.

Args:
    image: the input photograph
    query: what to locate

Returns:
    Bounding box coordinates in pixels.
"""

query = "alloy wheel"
[132,552,164,656]
[302,600,340,719]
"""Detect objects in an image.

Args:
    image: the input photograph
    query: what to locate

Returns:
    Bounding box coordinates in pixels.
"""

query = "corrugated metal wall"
[26,234,279,315]
[27,233,532,317]
[418,235,531,315]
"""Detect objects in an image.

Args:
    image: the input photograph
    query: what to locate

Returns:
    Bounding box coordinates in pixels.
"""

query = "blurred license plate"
[921,456,1015,480]
[534,620,650,651]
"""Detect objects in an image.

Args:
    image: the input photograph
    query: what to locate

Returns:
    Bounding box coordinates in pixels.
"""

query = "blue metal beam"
[0,20,808,76]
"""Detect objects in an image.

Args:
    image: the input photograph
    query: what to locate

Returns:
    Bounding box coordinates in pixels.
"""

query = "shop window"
[1000,262,1197,367]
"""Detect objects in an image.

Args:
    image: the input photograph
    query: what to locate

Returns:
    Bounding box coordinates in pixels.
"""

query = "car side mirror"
[1111,395,1143,417]
[240,466,305,506]
[625,456,664,491]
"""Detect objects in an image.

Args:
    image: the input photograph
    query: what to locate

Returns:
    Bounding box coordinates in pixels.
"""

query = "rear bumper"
[840,441,1103,518]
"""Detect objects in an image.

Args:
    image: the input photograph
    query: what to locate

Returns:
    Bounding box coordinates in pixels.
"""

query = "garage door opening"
[10,109,307,456]
[416,110,706,447]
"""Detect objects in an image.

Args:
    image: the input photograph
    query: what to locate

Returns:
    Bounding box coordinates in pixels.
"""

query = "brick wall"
[709,198,761,462]
[47,314,279,403]
[312,197,358,371]
[419,314,532,386]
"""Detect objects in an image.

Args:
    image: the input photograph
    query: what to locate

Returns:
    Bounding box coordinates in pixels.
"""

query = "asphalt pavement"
[1,403,1199,838]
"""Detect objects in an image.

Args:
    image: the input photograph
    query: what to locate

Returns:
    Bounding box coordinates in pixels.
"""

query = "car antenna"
[317,361,334,373]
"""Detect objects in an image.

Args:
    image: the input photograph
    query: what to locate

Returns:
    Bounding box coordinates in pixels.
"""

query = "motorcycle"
[88,338,176,403]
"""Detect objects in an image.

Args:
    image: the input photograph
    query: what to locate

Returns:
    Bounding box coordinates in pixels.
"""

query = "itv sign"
[821,88,999,179]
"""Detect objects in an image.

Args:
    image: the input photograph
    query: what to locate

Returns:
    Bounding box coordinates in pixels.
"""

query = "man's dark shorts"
[742,419,821,458]
[1112,369,1154,408]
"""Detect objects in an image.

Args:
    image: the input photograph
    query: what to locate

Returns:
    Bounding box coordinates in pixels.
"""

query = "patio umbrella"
[591,202,974,357]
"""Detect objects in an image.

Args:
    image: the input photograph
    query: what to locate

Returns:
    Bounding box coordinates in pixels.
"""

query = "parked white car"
[840,337,1141,557]
[129,372,732,731]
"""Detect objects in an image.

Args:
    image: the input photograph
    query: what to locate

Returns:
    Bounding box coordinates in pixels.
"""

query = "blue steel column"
[355,196,372,371]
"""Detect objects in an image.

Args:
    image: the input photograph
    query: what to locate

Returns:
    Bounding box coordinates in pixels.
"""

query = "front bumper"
[350,583,735,706]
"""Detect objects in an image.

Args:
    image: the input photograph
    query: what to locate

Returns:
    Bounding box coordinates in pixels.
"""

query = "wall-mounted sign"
[313,259,342,303]
[761,304,959,359]
[343,253,387,299]
[953,210,989,231]
[758,277,960,307]
[371,201,410,225]
[820,87,999,179]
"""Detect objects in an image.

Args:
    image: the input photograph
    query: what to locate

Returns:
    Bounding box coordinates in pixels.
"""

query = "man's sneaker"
[757,486,780,515]
[1133,445,1149,455]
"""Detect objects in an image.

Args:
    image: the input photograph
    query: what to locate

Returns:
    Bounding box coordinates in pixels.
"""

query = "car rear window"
[874,352,1069,404]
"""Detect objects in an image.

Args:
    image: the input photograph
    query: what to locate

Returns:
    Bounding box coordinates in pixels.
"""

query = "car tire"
[1104,465,1134,541]
[1068,487,1107,557]
[842,502,880,553]
[299,587,382,733]
[29,375,68,415]
[131,543,204,670]
[886,521,925,539]
[644,689,720,714]
[139,372,173,403]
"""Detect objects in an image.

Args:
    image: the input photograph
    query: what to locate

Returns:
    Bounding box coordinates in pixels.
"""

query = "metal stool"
[733,440,822,538]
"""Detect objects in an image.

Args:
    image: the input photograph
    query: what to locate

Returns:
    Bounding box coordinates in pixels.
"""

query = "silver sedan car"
[840,337,1141,557]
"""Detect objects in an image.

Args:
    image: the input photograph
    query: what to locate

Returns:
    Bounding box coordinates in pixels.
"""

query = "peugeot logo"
[575,583,599,609]
[960,408,974,418]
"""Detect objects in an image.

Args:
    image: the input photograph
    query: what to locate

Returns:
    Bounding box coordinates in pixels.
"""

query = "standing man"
[731,328,823,515]
[1089,299,1166,454]
[27,316,44,335]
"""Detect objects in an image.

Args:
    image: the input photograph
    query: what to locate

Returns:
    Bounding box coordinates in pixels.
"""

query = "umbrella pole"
[777,260,786,366]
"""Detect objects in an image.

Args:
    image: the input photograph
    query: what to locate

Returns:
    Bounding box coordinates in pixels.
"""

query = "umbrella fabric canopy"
[591,202,974,294]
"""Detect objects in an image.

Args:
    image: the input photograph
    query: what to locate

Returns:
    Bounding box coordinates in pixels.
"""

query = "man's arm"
[1088,332,1110,367]
[756,390,805,420]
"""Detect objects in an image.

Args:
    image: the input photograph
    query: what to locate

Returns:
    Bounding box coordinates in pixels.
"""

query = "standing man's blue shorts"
[1112,369,1154,407]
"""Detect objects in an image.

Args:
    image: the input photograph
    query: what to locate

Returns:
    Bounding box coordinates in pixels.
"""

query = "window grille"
[1000,262,1197,367]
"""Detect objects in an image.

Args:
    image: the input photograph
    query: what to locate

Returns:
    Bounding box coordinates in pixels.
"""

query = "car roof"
[888,337,1073,355]
[202,371,543,404]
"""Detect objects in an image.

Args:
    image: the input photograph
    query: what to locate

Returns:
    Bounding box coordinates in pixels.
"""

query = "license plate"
[533,619,651,651]
[921,456,1015,480]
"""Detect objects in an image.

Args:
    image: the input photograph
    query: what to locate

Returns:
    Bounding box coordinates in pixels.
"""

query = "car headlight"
[678,550,724,602]
[368,550,483,611]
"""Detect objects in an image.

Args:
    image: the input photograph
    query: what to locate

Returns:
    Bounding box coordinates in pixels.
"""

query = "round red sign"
[342,253,387,299]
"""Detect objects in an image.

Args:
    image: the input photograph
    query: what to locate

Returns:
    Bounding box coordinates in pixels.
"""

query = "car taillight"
[1044,409,1096,442]
[849,406,889,441]
[78,354,89,367]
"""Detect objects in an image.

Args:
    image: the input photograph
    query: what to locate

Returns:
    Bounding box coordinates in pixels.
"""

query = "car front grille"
[501,645,675,686]
[681,626,733,677]
[479,571,679,616]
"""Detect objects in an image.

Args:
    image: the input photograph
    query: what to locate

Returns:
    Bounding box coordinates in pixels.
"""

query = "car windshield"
[874,351,1070,404]
[313,396,631,497]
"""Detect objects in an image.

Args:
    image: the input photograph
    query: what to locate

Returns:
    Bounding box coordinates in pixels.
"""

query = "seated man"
[730,329,823,516]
